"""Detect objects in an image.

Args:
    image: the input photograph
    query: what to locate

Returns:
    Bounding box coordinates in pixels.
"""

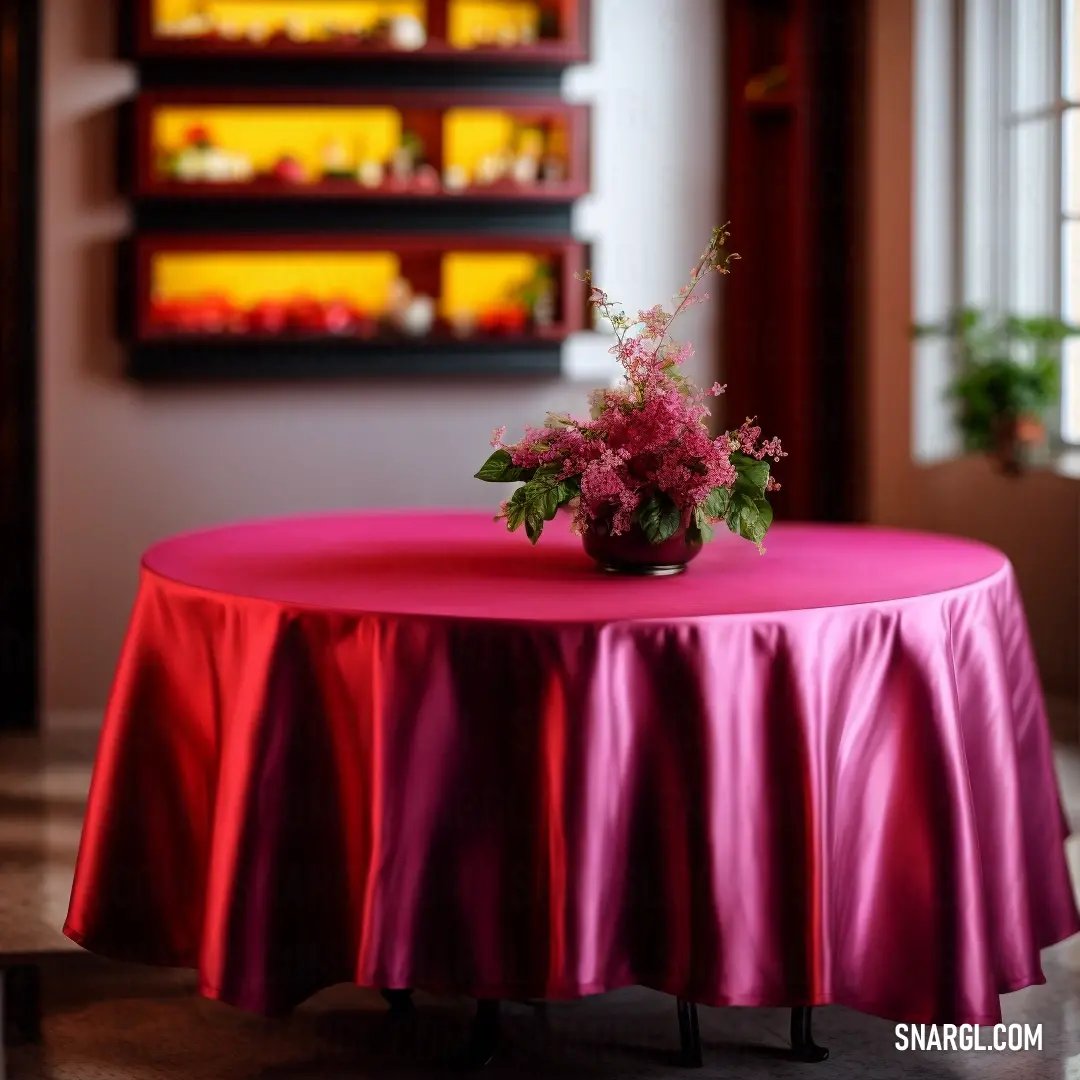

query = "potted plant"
[474,226,786,575]
[915,308,1070,475]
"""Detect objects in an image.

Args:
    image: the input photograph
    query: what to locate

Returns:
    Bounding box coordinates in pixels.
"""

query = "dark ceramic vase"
[582,520,703,576]
[990,413,1045,477]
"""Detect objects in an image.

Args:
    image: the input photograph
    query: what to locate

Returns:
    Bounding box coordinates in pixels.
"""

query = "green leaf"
[637,494,682,544]
[691,505,715,543]
[475,449,531,483]
[702,486,730,519]
[504,487,530,531]
[726,492,773,545]
[510,463,581,544]
[730,451,770,496]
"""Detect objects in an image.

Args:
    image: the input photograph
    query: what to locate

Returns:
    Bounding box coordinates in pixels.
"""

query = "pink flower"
[484,226,784,543]
[490,425,506,447]
[637,304,669,340]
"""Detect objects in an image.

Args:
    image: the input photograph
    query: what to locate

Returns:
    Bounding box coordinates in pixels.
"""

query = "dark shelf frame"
[128,336,565,382]
[130,0,590,65]
[131,88,590,203]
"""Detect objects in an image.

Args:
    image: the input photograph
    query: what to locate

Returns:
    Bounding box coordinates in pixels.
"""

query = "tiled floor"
[5,715,1080,1078]
[0,723,96,958]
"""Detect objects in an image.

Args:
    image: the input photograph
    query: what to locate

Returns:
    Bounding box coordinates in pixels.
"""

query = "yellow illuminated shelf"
[150,0,542,48]
[136,0,587,61]
[151,0,426,40]
[152,106,403,181]
[446,1,540,48]
[146,249,555,330]
[139,97,584,198]
[151,251,403,310]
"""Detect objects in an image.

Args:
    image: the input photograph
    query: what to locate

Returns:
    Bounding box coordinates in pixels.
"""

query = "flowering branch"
[650,224,740,358]
[476,227,784,553]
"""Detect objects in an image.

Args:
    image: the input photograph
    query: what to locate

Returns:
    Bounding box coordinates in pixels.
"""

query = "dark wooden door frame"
[721,0,866,523]
[0,0,40,732]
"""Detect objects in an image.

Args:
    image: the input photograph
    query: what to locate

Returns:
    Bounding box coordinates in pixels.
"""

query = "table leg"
[380,988,416,1015]
[1,964,42,1046]
[790,1006,828,1062]
[450,998,500,1070]
[676,998,703,1067]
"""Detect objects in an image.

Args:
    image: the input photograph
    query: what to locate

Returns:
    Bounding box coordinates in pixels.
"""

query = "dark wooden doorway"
[0,0,40,731]
[722,0,866,523]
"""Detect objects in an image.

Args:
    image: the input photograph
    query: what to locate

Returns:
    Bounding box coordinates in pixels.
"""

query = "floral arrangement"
[475,227,785,552]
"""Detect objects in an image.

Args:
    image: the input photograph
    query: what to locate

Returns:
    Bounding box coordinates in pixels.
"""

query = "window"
[1064,0,1080,438]
[914,0,1080,455]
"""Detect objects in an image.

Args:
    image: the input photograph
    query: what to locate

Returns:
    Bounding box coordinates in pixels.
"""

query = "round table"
[64,512,1078,1058]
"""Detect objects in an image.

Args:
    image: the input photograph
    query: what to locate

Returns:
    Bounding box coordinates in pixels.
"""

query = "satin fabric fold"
[64,513,1079,1024]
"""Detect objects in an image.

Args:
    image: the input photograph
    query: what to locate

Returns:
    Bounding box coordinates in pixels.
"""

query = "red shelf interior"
[134,0,588,62]
[134,234,586,344]
[133,90,590,201]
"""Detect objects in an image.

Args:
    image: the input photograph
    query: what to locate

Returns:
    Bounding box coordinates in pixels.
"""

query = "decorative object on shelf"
[475,227,786,575]
[149,292,379,338]
[321,138,353,181]
[413,163,440,191]
[269,154,306,185]
[388,14,427,51]
[390,130,423,183]
[914,308,1071,476]
[384,277,437,337]
[443,164,468,191]
[167,125,254,183]
[450,311,478,338]
[283,16,308,42]
[357,159,385,188]
[511,154,539,184]
[516,264,557,328]
[474,151,510,186]
[477,303,528,335]
[509,125,542,184]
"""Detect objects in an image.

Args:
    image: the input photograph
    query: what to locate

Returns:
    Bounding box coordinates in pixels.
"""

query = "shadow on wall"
[50,0,132,382]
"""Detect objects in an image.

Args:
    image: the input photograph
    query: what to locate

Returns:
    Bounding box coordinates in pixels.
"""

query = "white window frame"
[914,0,1077,458]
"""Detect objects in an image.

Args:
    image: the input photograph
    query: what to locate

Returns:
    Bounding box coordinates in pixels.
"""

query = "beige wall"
[865,0,1080,700]
[39,0,722,709]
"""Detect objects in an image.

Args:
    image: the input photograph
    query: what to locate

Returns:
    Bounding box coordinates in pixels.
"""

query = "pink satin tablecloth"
[64,512,1079,1024]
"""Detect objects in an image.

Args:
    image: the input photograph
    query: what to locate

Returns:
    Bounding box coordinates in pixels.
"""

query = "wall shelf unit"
[119,0,592,382]
[131,0,589,65]
[132,89,590,202]
[126,232,586,378]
